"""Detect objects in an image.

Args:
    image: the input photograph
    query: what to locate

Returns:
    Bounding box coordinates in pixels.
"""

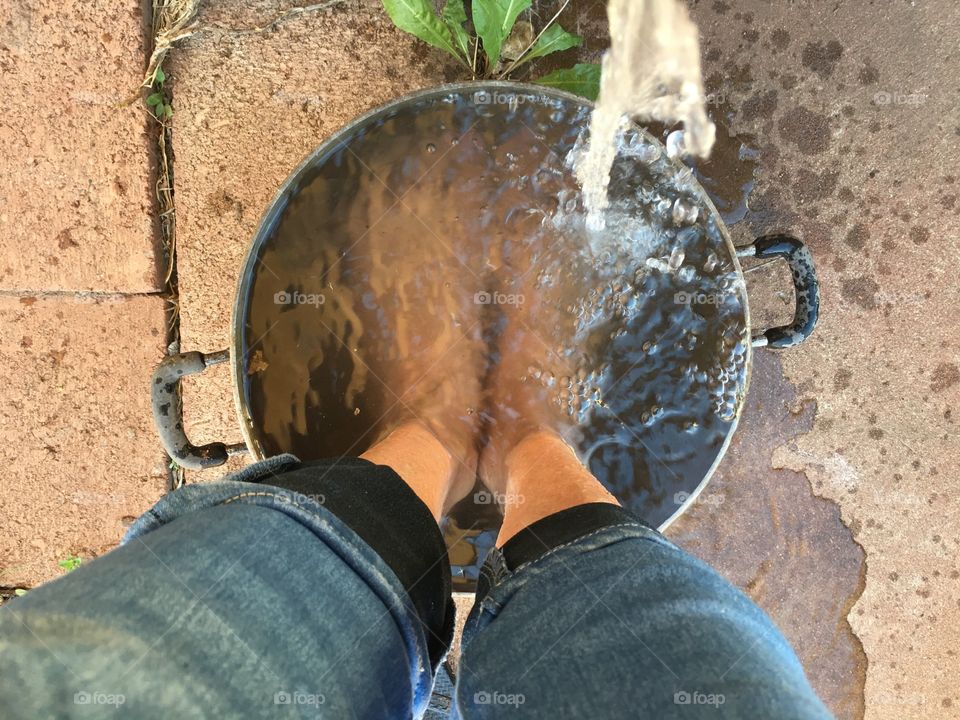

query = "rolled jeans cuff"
[125,454,454,670]
[471,502,665,614]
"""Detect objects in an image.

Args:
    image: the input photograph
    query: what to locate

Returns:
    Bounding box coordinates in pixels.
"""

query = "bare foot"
[361,420,474,520]
[361,203,486,514]
[478,230,580,496]
[496,430,619,545]
[478,225,619,543]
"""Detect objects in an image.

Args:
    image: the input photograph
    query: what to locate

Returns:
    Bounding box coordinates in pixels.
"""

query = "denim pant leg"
[0,456,453,720]
[454,503,832,719]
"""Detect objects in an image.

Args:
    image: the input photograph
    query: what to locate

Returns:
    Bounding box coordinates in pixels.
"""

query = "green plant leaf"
[146,93,163,106]
[441,0,471,61]
[163,104,174,119]
[155,67,166,84]
[523,23,581,62]
[473,0,531,68]
[58,555,83,572]
[534,63,602,101]
[382,0,466,63]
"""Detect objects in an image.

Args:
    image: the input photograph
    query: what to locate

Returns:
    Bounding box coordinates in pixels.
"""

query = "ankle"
[361,421,456,521]
[496,430,619,546]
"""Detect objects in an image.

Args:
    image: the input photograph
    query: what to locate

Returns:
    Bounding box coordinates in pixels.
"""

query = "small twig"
[155,118,177,288]
[496,0,570,79]
[742,258,780,275]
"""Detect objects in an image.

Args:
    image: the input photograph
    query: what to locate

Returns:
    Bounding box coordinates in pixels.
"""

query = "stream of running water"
[575,0,715,232]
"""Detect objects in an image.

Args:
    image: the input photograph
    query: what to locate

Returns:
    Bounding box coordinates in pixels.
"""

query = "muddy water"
[239,89,749,586]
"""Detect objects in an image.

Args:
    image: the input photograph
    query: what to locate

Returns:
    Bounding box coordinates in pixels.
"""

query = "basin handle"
[151,350,247,470]
[738,234,820,349]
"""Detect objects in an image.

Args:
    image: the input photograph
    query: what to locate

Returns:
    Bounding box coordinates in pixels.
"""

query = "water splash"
[576,0,716,229]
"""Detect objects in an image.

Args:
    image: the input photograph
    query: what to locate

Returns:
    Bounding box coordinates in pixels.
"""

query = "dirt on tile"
[0,296,168,587]
[0,0,160,292]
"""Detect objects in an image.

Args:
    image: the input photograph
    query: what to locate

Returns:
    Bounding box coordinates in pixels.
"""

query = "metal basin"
[152,82,819,590]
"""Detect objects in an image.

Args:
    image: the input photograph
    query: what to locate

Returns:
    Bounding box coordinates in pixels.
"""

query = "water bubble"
[666,129,687,159]
[703,252,719,273]
[655,198,673,218]
[646,257,671,273]
[671,197,699,226]
[719,401,737,421]
[668,245,685,271]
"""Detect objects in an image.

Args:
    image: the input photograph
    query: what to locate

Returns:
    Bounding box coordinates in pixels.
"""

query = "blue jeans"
[0,457,831,718]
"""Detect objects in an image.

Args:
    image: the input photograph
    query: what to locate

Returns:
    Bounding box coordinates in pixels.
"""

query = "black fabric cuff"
[501,502,655,570]
[473,502,654,611]
[253,458,453,667]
